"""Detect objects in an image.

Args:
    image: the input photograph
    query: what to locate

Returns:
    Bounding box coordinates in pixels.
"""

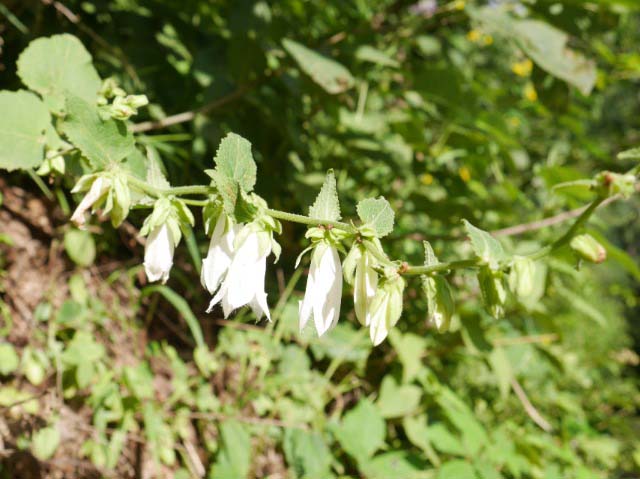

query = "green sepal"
[477,266,507,319]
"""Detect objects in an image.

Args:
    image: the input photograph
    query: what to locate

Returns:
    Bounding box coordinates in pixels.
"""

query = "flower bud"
[144,223,175,283]
[368,276,405,346]
[508,256,536,299]
[478,266,506,318]
[422,274,454,332]
[70,175,110,228]
[594,171,636,199]
[570,234,606,264]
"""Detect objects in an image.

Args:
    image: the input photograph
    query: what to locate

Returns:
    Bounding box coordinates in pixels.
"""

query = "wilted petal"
[70,177,109,227]
[144,224,174,283]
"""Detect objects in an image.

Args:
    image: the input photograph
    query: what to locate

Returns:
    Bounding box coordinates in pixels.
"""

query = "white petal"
[354,253,378,326]
[369,294,390,346]
[200,216,235,294]
[312,246,342,336]
[70,177,108,227]
[248,257,271,320]
[144,224,174,283]
[298,261,315,331]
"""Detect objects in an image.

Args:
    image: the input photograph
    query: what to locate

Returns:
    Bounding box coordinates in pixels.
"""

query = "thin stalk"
[404,259,480,276]
[265,208,356,232]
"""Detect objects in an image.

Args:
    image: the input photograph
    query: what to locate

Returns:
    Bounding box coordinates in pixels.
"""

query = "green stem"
[127,176,213,197]
[404,259,480,276]
[265,208,356,232]
[526,197,604,261]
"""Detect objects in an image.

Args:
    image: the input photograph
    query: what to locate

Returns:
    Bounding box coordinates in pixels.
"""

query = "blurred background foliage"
[0,0,639,478]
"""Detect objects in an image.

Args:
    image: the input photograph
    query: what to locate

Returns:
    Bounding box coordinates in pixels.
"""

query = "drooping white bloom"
[207,226,271,320]
[200,215,237,294]
[353,250,378,326]
[70,177,110,227]
[144,223,175,283]
[299,243,343,336]
[368,277,405,346]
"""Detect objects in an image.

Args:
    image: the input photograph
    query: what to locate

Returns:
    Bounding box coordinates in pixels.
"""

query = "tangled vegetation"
[0,0,639,478]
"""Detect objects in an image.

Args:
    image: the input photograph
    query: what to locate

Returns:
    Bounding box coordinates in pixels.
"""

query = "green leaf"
[470,7,596,95]
[334,399,386,462]
[388,330,426,384]
[355,45,399,68]
[64,229,96,267]
[0,343,20,375]
[213,421,251,479]
[61,95,136,169]
[17,34,101,114]
[31,426,60,461]
[402,415,441,466]
[123,363,155,400]
[376,375,422,418]
[360,451,428,479]
[282,38,355,94]
[0,91,51,171]
[141,285,205,348]
[438,460,478,479]
[427,423,466,456]
[309,170,341,222]
[213,133,257,192]
[488,347,512,400]
[283,429,332,479]
[357,197,395,237]
[462,220,505,269]
[617,146,640,160]
[437,388,489,456]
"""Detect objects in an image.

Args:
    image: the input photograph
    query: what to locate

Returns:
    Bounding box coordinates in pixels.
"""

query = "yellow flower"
[467,30,481,43]
[454,0,466,10]
[458,166,471,182]
[524,83,538,102]
[483,35,493,46]
[421,173,434,186]
[512,59,533,77]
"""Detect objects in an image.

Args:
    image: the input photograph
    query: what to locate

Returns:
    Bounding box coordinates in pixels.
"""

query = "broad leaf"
[62,95,136,169]
[283,429,332,479]
[334,399,385,462]
[213,133,257,192]
[462,220,505,269]
[213,421,251,479]
[376,375,422,418]
[357,197,395,237]
[309,170,341,221]
[17,34,101,114]
[283,39,354,94]
[0,91,51,171]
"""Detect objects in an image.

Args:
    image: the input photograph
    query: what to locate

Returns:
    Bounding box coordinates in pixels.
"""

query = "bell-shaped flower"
[144,223,175,283]
[299,242,343,336]
[207,225,272,320]
[70,176,110,227]
[353,249,378,326]
[201,214,237,294]
[368,275,405,346]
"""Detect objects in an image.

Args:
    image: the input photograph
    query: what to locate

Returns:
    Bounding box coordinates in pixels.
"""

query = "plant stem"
[265,208,356,232]
[403,259,480,276]
[526,197,604,261]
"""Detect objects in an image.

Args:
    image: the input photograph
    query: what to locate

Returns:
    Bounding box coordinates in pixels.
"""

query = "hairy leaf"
[309,170,341,221]
[357,197,395,237]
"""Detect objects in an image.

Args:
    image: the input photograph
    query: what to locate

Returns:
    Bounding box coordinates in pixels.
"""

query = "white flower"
[144,223,175,283]
[200,215,237,294]
[70,177,110,227]
[368,277,404,346]
[299,243,343,336]
[353,250,378,326]
[207,226,271,320]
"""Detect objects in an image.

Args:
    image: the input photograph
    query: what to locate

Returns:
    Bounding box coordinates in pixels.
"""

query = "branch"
[510,377,553,432]
[492,195,619,237]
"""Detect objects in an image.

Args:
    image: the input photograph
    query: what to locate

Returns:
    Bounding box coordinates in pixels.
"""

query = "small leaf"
[64,229,96,267]
[334,399,385,462]
[423,241,438,267]
[0,91,51,171]
[208,169,239,215]
[0,343,20,375]
[17,34,101,114]
[282,38,355,94]
[309,170,341,222]
[462,220,505,269]
[31,426,60,460]
[213,133,257,192]
[213,421,251,479]
[355,45,399,68]
[357,197,395,237]
[437,460,478,479]
[617,146,640,160]
[283,429,332,479]
[376,375,422,418]
[61,95,136,169]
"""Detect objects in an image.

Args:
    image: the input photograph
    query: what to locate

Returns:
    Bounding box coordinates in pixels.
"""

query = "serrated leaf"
[17,34,101,114]
[462,220,505,269]
[213,133,257,192]
[357,197,394,237]
[282,38,355,94]
[0,91,51,171]
[209,169,239,215]
[61,95,136,169]
[423,241,438,267]
[309,170,341,222]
